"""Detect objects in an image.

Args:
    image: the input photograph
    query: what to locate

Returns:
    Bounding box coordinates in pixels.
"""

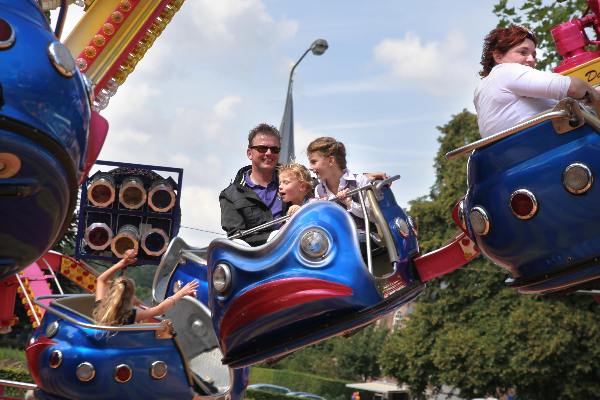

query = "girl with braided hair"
[306,137,386,225]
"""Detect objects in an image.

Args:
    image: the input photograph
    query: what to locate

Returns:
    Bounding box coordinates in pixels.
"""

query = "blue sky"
[62,1,499,245]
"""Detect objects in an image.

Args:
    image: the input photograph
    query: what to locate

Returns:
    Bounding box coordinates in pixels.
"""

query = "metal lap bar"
[181,249,208,265]
[230,176,401,240]
[40,256,64,295]
[445,109,571,160]
[357,190,372,273]
[15,274,40,326]
[0,379,37,390]
[34,295,164,332]
[365,189,400,265]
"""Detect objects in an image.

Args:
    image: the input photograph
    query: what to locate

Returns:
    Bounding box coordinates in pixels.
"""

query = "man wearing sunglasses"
[219,123,288,246]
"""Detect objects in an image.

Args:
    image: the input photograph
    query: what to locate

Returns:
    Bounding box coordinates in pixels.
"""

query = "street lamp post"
[279,39,328,163]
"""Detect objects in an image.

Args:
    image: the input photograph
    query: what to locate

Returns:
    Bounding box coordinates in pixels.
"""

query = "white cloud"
[178,185,227,246]
[213,95,242,119]
[373,31,478,96]
[165,0,297,61]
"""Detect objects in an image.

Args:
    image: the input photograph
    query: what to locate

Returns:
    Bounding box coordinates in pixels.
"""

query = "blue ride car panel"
[166,258,210,306]
[465,118,600,292]
[0,131,71,276]
[27,301,195,400]
[0,0,91,279]
[377,186,420,283]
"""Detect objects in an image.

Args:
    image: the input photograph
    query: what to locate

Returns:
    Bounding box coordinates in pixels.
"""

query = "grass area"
[0,347,27,369]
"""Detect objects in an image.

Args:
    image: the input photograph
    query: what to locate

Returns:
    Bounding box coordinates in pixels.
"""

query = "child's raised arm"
[135,280,199,322]
[95,249,138,302]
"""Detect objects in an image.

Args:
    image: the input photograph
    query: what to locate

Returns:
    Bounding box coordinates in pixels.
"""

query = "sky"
[60,0,499,246]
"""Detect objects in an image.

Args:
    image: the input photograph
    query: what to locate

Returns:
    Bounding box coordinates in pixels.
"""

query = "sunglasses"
[249,145,281,154]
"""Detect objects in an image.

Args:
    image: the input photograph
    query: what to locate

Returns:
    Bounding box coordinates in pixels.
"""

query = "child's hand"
[336,188,352,209]
[120,249,138,267]
[364,172,389,182]
[177,280,199,299]
[287,204,301,216]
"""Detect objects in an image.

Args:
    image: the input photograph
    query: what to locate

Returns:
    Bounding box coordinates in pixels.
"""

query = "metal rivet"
[563,162,593,194]
[49,350,62,368]
[509,189,538,220]
[150,361,167,380]
[47,41,76,78]
[76,362,95,382]
[114,364,132,383]
[469,206,490,236]
[45,321,59,338]
[0,19,16,49]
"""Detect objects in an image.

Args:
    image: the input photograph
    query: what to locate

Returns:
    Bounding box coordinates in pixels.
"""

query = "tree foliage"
[271,324,388,382]
[380,110,600,399]
[52,211,78,255]
[493,0,587,70]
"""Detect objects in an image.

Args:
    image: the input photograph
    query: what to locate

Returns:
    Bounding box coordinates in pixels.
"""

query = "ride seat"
[165,296,230,396]
[53,294,96,322]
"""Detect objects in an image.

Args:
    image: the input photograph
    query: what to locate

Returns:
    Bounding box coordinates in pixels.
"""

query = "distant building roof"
[346,381,409,393]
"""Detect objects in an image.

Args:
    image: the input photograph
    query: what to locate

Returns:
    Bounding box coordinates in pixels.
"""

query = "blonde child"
[93,249,198,326]
[278,163,313,216]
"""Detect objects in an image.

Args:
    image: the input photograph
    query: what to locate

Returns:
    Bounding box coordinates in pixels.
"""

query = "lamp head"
[310,39,328,56]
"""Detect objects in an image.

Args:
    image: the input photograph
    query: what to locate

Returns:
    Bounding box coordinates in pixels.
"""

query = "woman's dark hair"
[480,25,537,77]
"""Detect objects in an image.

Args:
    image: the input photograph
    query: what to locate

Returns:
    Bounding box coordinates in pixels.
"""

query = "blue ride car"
[157,177,423,369]
[26,292,247,399]
[452,99,600,294]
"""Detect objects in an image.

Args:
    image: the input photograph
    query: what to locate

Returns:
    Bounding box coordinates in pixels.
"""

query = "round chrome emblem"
[300,228,330,259]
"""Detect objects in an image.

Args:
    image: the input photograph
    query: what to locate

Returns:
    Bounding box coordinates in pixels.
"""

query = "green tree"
[271,323,387,381]
[493,0,586,70]
[408,110,479,253]
[332,325,388,381]
[380,110,600,399]
[52,211,78,255]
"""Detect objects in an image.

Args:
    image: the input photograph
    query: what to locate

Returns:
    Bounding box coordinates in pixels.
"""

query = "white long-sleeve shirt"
[474,63,571,137]
[314,169,371,221]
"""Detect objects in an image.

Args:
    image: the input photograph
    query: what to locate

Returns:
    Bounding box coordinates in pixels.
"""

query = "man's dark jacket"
[219,165,288,246]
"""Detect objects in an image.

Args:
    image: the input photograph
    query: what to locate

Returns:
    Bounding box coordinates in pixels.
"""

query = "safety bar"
[229,175,402,240]
[366,190,400,264]
[357,190,372,273]
[0,379,37,390]
[445,109,571,160]
[40,256,64,295]
[15,274,40,326]
[34,294,165,332]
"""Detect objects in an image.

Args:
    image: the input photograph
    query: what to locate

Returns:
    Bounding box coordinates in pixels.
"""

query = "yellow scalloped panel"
[559,57,600,86]
[64,0,185,92]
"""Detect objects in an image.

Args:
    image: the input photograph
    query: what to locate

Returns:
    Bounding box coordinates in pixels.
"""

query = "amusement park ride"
[1,0,600,399]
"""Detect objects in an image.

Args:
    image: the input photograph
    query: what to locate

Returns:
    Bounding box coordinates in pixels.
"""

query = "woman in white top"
[474,25,600,138]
